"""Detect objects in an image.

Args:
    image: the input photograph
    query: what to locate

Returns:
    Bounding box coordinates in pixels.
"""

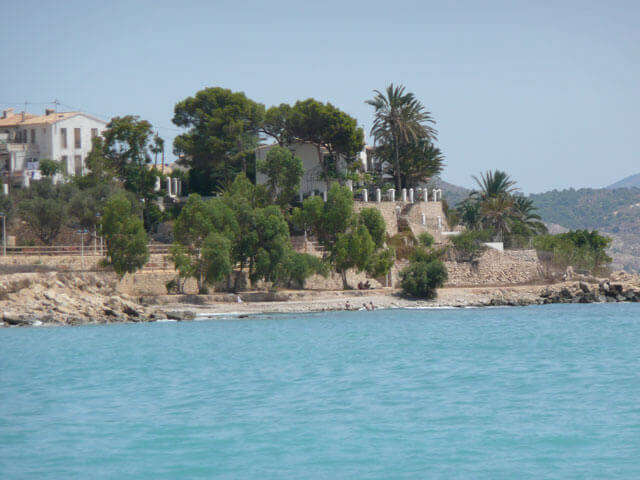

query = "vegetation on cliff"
[400,233,448,298]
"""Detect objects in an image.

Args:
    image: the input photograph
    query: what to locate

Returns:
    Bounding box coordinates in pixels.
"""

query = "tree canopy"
[287,99,364,189]
[100,193,149,277]
[257,146,304,208]
[367,83,438,190]
[173,87,265,194]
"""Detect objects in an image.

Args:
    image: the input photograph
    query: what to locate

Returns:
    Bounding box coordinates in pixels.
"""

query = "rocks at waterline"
[0,272,169,327]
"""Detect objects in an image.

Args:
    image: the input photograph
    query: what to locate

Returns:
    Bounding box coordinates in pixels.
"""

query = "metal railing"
[0,243,171,256]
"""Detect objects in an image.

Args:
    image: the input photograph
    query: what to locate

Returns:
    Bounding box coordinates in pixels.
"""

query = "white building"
[256,142,375,197]
[0,108,107,189]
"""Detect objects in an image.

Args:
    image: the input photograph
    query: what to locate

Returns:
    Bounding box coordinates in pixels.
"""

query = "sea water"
[1,303,640,479]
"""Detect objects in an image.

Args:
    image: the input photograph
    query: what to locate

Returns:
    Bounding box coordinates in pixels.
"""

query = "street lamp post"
[95,212,102,256]
[0,212,6,257]
[77,228,88,270]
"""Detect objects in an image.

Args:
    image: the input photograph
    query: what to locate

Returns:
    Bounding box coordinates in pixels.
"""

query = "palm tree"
[366,84,437,190]
[150,133,164,170]
[472,170,517,199]
[457,197,483,230]
[513,196,548,235]
[479,195,518,241]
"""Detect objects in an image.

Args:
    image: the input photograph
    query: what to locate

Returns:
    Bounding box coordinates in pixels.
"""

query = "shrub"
[418,232,434,248]
[400,258,448,299]
[387,231,417,260]
[449,230,490,262]
[533,230,612,274]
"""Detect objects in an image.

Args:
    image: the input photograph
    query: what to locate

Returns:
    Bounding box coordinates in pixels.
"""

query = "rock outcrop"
[0,272,167,327]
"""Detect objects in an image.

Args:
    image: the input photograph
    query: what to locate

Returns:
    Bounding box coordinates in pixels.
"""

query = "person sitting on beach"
[345,300,351,311]
[362,303,369,311]
[369,301,375,311]
[364,280,371,289]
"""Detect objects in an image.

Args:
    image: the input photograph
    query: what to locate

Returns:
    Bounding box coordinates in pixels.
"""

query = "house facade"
[255,142,373,197]
[0,108,107,189]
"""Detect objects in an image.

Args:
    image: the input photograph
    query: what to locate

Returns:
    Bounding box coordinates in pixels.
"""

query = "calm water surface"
[1,303,640,479]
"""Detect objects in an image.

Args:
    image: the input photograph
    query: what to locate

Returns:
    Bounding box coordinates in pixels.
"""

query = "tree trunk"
[394,140,401,191]
[341,270,349,290]
[233,261,245,292]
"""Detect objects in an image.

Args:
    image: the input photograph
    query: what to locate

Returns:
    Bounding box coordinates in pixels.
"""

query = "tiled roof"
[0,113,38,127]
[0,112,82,127]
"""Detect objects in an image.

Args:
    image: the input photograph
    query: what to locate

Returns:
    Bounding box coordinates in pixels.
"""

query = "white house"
[0,108,107,189]
[256,142,375,197]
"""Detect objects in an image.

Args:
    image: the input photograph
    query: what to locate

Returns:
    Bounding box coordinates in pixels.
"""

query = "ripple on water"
[1,303,640,479]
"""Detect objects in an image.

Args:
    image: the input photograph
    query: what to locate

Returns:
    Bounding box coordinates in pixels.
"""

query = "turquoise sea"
[1,303,640,479]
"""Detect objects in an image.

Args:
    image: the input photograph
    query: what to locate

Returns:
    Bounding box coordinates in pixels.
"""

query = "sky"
[1,0,638,193]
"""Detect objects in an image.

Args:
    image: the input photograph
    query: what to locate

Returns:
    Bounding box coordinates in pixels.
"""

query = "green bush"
[533,229,612,273]
[449,230,490,262]
[400,258,448,299]
[387,231,417,260]
[418,232,434,248]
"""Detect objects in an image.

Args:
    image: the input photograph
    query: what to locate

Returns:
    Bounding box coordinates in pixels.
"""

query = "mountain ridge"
[606,173,640,190]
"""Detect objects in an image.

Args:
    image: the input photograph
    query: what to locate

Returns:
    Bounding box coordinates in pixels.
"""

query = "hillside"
[529,187,640,273]
[606,173,640,190]
[433,180,640,273]
[428,177,472,207]
[528,187,640,234]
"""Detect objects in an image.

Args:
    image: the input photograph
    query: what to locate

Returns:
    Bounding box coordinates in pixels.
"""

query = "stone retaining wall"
[353,200,446,240]
[444,249,542,286]
[0,253,169,272]
[354,202,402,236]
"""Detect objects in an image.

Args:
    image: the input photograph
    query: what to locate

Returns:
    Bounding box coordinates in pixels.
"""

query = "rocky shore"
[1,271,639,327]
[0,272,166,327]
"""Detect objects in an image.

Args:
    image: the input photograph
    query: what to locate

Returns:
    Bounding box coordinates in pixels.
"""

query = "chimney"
[2,108,13,119]
[45,108,55,116]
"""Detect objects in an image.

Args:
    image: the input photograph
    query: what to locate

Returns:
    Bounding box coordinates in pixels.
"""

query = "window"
[60,128,67,148]
[74,128,81,149]
[74,155,82,175]
[61,155,68,174]
[23,130,27,144]
[91,128,98,139]
[31,129,36,144]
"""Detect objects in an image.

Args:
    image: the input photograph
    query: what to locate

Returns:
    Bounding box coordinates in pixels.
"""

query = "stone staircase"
[396,203,414,234]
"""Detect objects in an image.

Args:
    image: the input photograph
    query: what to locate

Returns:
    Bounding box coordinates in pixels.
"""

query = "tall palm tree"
[472,170,518,199]
[479,195,518,241]
[366,84,437,190]
[150,133,165,170]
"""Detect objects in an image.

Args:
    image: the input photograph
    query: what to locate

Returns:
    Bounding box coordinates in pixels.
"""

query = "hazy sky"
[2,0,638,193]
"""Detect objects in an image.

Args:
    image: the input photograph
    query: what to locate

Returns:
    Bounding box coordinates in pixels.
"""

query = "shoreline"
[1,271,639,327]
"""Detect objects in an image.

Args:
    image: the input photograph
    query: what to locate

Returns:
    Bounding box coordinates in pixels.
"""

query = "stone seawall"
[444,249,542,287]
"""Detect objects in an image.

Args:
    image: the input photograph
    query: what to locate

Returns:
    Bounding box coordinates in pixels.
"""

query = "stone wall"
[404,202,449,243]
[444,249,542,286]
[0,253,170,272]
[354,201,402,236]
[353,200,447,240]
